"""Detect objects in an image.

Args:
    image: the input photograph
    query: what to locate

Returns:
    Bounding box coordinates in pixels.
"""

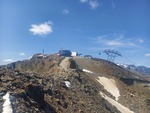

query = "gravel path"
[59,57,70,70]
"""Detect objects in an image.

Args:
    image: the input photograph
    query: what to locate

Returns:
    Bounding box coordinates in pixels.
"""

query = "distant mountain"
[117,63,150,77]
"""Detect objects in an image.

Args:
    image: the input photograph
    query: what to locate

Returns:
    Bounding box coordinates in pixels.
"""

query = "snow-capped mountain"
[117,63,129,68]
[117,63,150,77]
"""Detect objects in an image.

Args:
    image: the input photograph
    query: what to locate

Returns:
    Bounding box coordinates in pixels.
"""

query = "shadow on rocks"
[26,84,56,113]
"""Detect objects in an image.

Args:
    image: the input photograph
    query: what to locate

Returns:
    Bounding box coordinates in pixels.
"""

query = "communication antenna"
[103,49,121,62]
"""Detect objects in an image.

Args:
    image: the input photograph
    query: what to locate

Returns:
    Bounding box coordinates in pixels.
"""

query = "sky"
[0,0,150,66]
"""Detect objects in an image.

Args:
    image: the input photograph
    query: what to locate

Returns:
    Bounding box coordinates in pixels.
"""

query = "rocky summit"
[0,54,150,113]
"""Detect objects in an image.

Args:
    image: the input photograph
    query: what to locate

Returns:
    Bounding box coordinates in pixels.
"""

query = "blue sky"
[0,0,150,66]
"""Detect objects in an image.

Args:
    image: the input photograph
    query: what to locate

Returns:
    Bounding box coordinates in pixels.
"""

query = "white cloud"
[111,0,116,9]
[89,0,99,9]
[29,21,53,36]
[79,0,99,9]
[80,0,88,3]
[62,9,69,15]
[145,53,150,57]
[137,39,144,43]
[95,34,140,48]
[106,40,123,46]
[3,59,14,62]
[19,52,25,56]
[90,34,149,54]
[128,42,136,47]
[96,34,124,47]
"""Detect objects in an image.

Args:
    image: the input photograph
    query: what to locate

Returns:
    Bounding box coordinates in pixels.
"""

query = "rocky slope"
[0,54,150,113]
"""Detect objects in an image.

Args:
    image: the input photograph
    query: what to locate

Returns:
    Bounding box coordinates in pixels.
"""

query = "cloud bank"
[3,59,14,62]
[29,21,53,36]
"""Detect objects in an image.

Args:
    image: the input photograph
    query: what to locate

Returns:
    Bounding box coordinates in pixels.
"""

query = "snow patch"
[2,92,13,113]
[37,54,48,58]
[117,63,128,68]
[100,92,134,113]
[97,77,120,101]
[64,81,71,88]
[82,69,93,73]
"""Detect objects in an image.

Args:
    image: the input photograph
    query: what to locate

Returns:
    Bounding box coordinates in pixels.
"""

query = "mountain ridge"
[117,63,150,77]
[0,54,150,113]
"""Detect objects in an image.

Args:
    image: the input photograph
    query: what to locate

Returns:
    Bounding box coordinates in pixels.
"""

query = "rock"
[61,81,71,89]
[0,54,149,113]
[26,85,44,105]
[45,89,53,96]
[63,101,68,108]
[68,59,77,69]
[84,85,98,96]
